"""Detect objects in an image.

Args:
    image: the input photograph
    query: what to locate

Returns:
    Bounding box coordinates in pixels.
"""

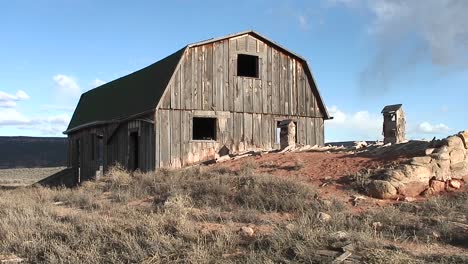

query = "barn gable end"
[64,30,331,184]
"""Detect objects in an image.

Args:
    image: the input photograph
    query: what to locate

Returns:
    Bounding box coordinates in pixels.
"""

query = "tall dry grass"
[0,165,466,263]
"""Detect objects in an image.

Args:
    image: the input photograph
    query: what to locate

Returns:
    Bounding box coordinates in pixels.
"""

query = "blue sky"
[0,0,467,142]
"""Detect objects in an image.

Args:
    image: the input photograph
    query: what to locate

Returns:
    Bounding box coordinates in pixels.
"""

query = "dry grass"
[0,165,466,263]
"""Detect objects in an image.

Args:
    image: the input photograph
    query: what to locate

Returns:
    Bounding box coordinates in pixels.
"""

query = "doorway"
[129,131,139,171]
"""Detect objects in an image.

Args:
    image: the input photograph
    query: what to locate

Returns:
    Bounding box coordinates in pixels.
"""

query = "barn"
[64,30,331,184]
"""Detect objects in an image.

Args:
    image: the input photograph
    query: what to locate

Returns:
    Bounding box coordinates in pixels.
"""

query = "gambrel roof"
[65,30,330,134]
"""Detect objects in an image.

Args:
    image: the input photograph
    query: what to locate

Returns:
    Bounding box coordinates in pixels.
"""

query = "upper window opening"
[237,54,259,78]
[193,117,217,141]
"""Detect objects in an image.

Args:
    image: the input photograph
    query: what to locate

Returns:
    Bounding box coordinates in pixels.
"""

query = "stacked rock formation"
[367,131,468,199]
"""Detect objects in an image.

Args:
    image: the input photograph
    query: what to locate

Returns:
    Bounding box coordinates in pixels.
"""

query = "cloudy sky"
[1,0,467,141]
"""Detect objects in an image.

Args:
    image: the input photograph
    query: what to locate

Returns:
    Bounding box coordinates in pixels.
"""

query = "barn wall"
[155,109,324,168]
[160,34,323,118]
[155,33,325,168]
[67,116,155,183]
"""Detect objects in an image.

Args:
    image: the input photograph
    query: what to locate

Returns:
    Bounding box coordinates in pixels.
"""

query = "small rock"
[449,179,462,189]
[403,197,416,202]
[372,222,383,230]
[285,223,295,231]
[239,226,254,237]
[425,148,436,155]
[317,212,332,222]
[330,231,348,241]
[430,179,446,193]
[354,141,368,149]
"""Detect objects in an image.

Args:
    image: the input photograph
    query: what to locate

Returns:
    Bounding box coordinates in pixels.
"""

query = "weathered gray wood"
[222,40,230,111]
[244,113,253,148]
[155,112,160,168]
[253,113,262,148]
[244,78,253,113]
[184,49,192,110]
[234,77,243,112]
[171,110,181,167]
[160,110,171,167]
[290,59,296,116]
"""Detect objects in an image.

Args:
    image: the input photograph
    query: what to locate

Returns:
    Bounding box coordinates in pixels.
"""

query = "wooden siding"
[160,34,323,118]
[155,109,323,168]
[67,117,155,182]
[155,33,326,168]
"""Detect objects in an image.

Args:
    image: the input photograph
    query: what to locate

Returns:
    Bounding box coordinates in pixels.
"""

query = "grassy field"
[0,165,467,263]
[0,167,65,187]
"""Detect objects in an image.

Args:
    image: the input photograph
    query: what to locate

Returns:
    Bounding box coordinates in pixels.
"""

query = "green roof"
[66,46,186,133]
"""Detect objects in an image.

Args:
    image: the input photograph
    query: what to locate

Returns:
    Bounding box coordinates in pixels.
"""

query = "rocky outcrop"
[367,131,468,199]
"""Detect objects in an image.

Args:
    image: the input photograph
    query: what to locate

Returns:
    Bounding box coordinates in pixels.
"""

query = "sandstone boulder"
[431,146,450,161]
[444,136,465,150]
[410,156,432,166]
[450,149,466,164]
[400,164,433,182]
[383,169,406,182]
[451,162,468,179]
[433,160,452,181]
[367,180,397,199]
[397,181,428,197]
[458,130,468,149]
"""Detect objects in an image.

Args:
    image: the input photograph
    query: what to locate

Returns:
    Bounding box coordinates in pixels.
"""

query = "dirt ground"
[210,151,410,210]
[0,167,65,187]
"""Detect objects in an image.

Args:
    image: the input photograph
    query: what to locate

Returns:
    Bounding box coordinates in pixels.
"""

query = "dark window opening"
[193,117,217,140]
[237,54,259,78]
[129,132,139,171]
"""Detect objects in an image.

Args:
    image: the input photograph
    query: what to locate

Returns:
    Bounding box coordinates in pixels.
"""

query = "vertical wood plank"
[184,49,192,110]
[272,49,279,114]
[244,78,253,113]
[203,44,213,110]
[169,111,178,167]
[155,111,160,168]
[223,40,230,111]
[244,113,253,149]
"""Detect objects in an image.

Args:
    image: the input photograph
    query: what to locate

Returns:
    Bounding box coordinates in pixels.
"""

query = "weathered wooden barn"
[64,30,331,184]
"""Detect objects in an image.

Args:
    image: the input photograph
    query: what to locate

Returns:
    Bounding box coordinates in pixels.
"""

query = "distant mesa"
[0,136,67,169]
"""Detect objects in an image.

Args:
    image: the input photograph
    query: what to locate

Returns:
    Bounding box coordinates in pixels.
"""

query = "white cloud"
[41,104,75,112]
[329,0,468,93]
[53,74,81,97]
[92,79,106,88]
[15,90,30,100]
[0,90,30,108]
[415,122,450,134]
[0,108,70,136]
[326,106,382,141]
[0,108,33,126]
[45,114,70,126]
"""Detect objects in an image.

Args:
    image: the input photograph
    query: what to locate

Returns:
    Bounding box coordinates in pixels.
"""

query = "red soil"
[211,151,408,210]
